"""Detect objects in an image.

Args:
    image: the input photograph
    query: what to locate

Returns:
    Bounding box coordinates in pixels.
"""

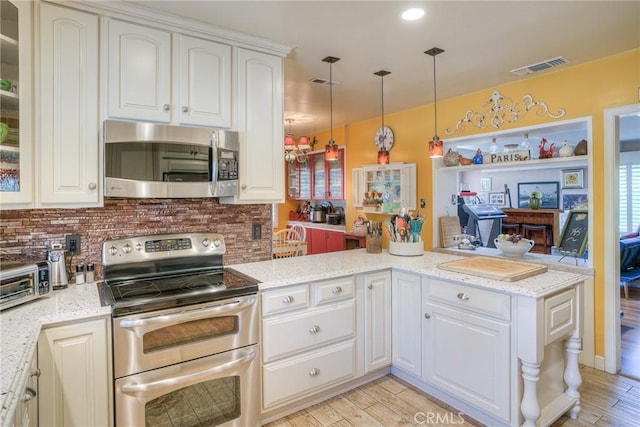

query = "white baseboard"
[594,355,606,371]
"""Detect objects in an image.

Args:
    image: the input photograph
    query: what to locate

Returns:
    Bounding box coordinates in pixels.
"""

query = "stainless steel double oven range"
[100,232,260,427]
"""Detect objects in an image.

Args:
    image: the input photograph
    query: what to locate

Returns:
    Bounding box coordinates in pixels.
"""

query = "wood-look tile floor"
[266,366,640,427]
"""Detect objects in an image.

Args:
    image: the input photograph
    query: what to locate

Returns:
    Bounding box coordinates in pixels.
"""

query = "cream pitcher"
[48,242,68,289]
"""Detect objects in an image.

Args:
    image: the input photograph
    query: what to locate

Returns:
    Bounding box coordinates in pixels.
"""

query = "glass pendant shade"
[377,150,390,164]
[325,140,339,161]
[428,138,443,157]
[284,133,296,149]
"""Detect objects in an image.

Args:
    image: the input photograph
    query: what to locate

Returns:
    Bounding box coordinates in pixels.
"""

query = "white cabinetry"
[422,278,511,422]
[38,317,112,427]
[261,277,355,410]
[12,348,38,427]
[363,271,392,372]
[222,48,283,203]
[107,19,231,128]
[391,271,422,377]
[0,0,33,206]
[38,3,100,206]
[352,163,417,213]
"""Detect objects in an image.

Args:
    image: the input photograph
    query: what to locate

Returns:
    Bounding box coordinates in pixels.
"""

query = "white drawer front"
[426,279,511,321]
[314,277,355,305]
[262,284,309,316]
[262,301,355,363]
[263,340,355,409]
[545,288,577,345]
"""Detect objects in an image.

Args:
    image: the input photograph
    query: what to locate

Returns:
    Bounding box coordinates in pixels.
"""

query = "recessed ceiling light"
[402,8,425,21]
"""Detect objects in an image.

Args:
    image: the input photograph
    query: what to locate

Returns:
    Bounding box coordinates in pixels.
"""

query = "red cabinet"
[287,149,344,200]
[309,228,344,254]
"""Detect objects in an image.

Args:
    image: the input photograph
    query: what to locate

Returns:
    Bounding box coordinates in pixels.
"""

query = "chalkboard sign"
[557,210,588,256]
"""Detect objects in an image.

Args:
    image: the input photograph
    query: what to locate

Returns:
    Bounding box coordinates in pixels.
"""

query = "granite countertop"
[1,249,588,426]
[0,283,110,427]
[229,249,587,297]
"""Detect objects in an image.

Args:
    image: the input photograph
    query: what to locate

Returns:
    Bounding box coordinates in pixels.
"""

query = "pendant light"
[425,47,444,158]
[323,56,340,161]
[375,70,391,165]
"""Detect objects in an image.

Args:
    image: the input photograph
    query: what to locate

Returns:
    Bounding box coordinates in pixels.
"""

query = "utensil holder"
[389,241,424,256]
[366,235,382,253]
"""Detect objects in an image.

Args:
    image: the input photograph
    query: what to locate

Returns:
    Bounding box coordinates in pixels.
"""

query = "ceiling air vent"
[510,56,567,76]
[310,77,340,86]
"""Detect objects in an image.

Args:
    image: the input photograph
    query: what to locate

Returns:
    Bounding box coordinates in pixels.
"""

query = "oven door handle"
[120,349,256,395]
[118,296,256,329]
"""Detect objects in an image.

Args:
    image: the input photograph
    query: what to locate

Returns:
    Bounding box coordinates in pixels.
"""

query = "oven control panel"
[102,233,226,265]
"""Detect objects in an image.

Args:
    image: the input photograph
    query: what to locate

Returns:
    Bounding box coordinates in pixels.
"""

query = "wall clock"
[375,126,394,152]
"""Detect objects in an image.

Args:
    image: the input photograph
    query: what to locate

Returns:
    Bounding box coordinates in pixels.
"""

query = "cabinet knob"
[309,325,320,334]
[457,292,470,301]
[332,286,342,294]
[308,368,320,376]
[368,284,373,290]
[88,182,97,190]
[282,295,294,304]
[163,104,171,111]
[30,368,40,378]
[241,184,247,190]
[424,313,431,319]
[23,387,36,402]
[182,106,189,113]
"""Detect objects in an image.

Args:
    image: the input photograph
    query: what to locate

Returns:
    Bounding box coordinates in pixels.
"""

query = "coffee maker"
[47,242,68,289]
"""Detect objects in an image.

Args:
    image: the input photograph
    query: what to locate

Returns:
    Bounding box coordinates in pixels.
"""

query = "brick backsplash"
[0,198,273,280]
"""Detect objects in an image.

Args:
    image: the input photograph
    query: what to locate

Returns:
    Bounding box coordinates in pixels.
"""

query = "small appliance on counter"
[47,243,68,289]
[0,261,51,311]
[311,204,326,223]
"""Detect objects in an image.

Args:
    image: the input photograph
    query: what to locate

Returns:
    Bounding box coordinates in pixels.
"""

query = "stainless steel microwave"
[0,262,51,311]
[104,120,239,198]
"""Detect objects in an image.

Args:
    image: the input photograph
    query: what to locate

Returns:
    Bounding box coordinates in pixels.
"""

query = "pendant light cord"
[381,74,385,129]
[432,54,438,138]
[330,61,333,143]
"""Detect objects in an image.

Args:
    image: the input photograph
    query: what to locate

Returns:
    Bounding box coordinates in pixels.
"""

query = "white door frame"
[603,103,640,373]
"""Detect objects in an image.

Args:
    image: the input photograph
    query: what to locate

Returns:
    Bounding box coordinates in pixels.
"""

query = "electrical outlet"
[252,224,261,240]
[66,234,80,256]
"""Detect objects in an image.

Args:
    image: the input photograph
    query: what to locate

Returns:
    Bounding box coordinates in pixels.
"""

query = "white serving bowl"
[493,238,534,257]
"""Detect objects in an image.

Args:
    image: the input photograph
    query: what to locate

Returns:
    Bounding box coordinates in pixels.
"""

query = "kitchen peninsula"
[1,250,585,427]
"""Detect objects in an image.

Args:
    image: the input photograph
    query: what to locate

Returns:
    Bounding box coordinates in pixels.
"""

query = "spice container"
[86,263,95,283]
[75,264,85,284]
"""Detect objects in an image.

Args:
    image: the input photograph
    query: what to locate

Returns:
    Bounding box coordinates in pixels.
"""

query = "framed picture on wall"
[489,192,506,206]
[562,190,588,210]
[562,169,585,188]
[480,177,492,192]
[517,181,560,209]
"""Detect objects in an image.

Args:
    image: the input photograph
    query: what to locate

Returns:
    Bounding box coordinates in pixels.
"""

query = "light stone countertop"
[1,249,588,426]
[229,249,587,297]
[0,283,110,427]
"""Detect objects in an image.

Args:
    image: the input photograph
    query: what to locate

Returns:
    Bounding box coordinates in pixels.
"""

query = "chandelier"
[284,119,315,163]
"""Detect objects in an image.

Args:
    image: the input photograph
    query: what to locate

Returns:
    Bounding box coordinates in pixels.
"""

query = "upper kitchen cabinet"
[352,163,417,214]
[0,0,33,206]
[221,48,283,204]
[286,159,311,200]
[106,19,232,128]
[312,149,345,200]
[38,2,100,206]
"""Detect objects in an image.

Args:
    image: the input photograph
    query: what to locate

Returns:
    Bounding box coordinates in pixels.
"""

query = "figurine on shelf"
[472,148,484,164]
[558,141,574,157]
[457,154,473,166]
[538,138,555,159]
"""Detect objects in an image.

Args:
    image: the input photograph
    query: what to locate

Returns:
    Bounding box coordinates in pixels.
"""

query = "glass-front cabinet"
[0,0,32,205]
[352,163,417,214]
[287,148,344,201]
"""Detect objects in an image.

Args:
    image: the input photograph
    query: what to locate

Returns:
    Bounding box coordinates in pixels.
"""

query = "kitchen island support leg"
[520,360,541,427]
[564,334,582,419]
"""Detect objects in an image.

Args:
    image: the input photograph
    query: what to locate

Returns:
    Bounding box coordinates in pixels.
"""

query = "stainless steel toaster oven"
[0,262,51,311]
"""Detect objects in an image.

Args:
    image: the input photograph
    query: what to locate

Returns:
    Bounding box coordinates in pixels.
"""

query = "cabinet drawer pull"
[30,368,41,378]
[182,106,189,113]
[88,182,97,190]
[23,387,36,402]
[309,325,320,334]
[308,368,320,376]
[424,313,431,319]
[457,292,469,301]
[332,286,342,294]
[162,104,171,111]
[368,284,373,290]
[282,295,294,304]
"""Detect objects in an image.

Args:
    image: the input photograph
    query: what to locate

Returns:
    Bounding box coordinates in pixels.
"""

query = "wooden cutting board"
[437,256,548,282]
[439,216,461,248]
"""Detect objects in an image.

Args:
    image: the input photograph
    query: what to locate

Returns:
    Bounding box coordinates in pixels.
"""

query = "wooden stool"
[522,224,551,254]
[502,222,521,236]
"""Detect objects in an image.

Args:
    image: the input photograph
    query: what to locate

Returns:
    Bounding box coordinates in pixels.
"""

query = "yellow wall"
[279,49,640,356]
